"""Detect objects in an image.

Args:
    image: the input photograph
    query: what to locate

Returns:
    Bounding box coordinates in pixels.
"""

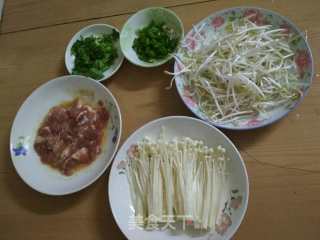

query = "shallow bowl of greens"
[120,7,184,67]
[174,7,314,130]
[65,24,124,82]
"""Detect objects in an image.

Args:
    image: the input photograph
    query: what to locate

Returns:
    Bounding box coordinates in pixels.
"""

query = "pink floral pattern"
[246,118,261,127]
[184,37,196,50]
[230,196,243,210]
[243,9,265,25]
[295,50,310,77]
[214,189,243,236]
[127,144,139,159]
[280,22,292,35]
[215,213,232,235]
[117,144,140,174]
[184,28,206,50]
[183,86,197,108]
[211,16,225,28]
[176,62,183,72]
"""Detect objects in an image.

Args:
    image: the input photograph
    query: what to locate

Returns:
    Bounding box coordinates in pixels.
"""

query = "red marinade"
[34,98,109,176]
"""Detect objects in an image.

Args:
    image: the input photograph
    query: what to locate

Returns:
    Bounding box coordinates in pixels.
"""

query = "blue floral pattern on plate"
[108,101,120,145]
[12,136,28,156]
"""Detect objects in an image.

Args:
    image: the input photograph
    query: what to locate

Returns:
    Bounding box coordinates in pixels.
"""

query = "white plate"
[10,75,122,195]
[65,24,124,82]
[109,116,248,240]
[175,7,314,130]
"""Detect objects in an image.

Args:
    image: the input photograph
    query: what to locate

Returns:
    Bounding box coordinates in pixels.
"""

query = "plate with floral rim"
[108,116,249,240]
[174,7,314,130]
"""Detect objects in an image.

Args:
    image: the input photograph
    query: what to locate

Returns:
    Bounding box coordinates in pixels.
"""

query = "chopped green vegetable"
[133,20,179,63]
[71,30,119,80]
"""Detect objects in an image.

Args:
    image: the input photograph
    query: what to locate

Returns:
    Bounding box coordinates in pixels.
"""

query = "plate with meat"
[10,75,122,195]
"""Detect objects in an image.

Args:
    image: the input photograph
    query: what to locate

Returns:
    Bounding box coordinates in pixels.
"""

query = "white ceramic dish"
[175,7,314,130]
[10,75,122,195]
[120,7,184,67]
[109,116,248,240]
[65,24,124,82]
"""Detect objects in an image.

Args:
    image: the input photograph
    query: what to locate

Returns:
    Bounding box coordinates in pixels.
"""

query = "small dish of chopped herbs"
[120,7,184,67]
[133,20,179,63]
[65,24,124,81]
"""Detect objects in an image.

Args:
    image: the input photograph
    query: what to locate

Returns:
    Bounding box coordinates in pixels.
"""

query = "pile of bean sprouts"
[168,17,303,123]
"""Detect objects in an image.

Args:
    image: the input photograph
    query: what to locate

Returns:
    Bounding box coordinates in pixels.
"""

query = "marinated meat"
[34,98,109,175]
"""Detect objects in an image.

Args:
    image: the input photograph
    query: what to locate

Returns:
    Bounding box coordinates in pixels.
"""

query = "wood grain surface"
[1,0,320,239]
[0,0,207,33]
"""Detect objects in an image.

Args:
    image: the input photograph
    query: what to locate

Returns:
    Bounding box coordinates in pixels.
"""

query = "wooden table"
[1,0,320,239]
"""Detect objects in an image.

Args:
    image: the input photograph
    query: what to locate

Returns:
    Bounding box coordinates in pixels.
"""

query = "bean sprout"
[169,18,302,123]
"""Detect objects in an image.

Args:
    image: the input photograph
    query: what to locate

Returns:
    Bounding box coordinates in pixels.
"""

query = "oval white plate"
[65,24,124,82]
[10,75,122,195]
[109,116,248,240]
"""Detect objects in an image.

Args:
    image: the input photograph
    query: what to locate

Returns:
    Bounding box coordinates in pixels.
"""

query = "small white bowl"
[109,116,249,240]
[10,75,122,195]
[65,24,124,82]
[120,7,184,67]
